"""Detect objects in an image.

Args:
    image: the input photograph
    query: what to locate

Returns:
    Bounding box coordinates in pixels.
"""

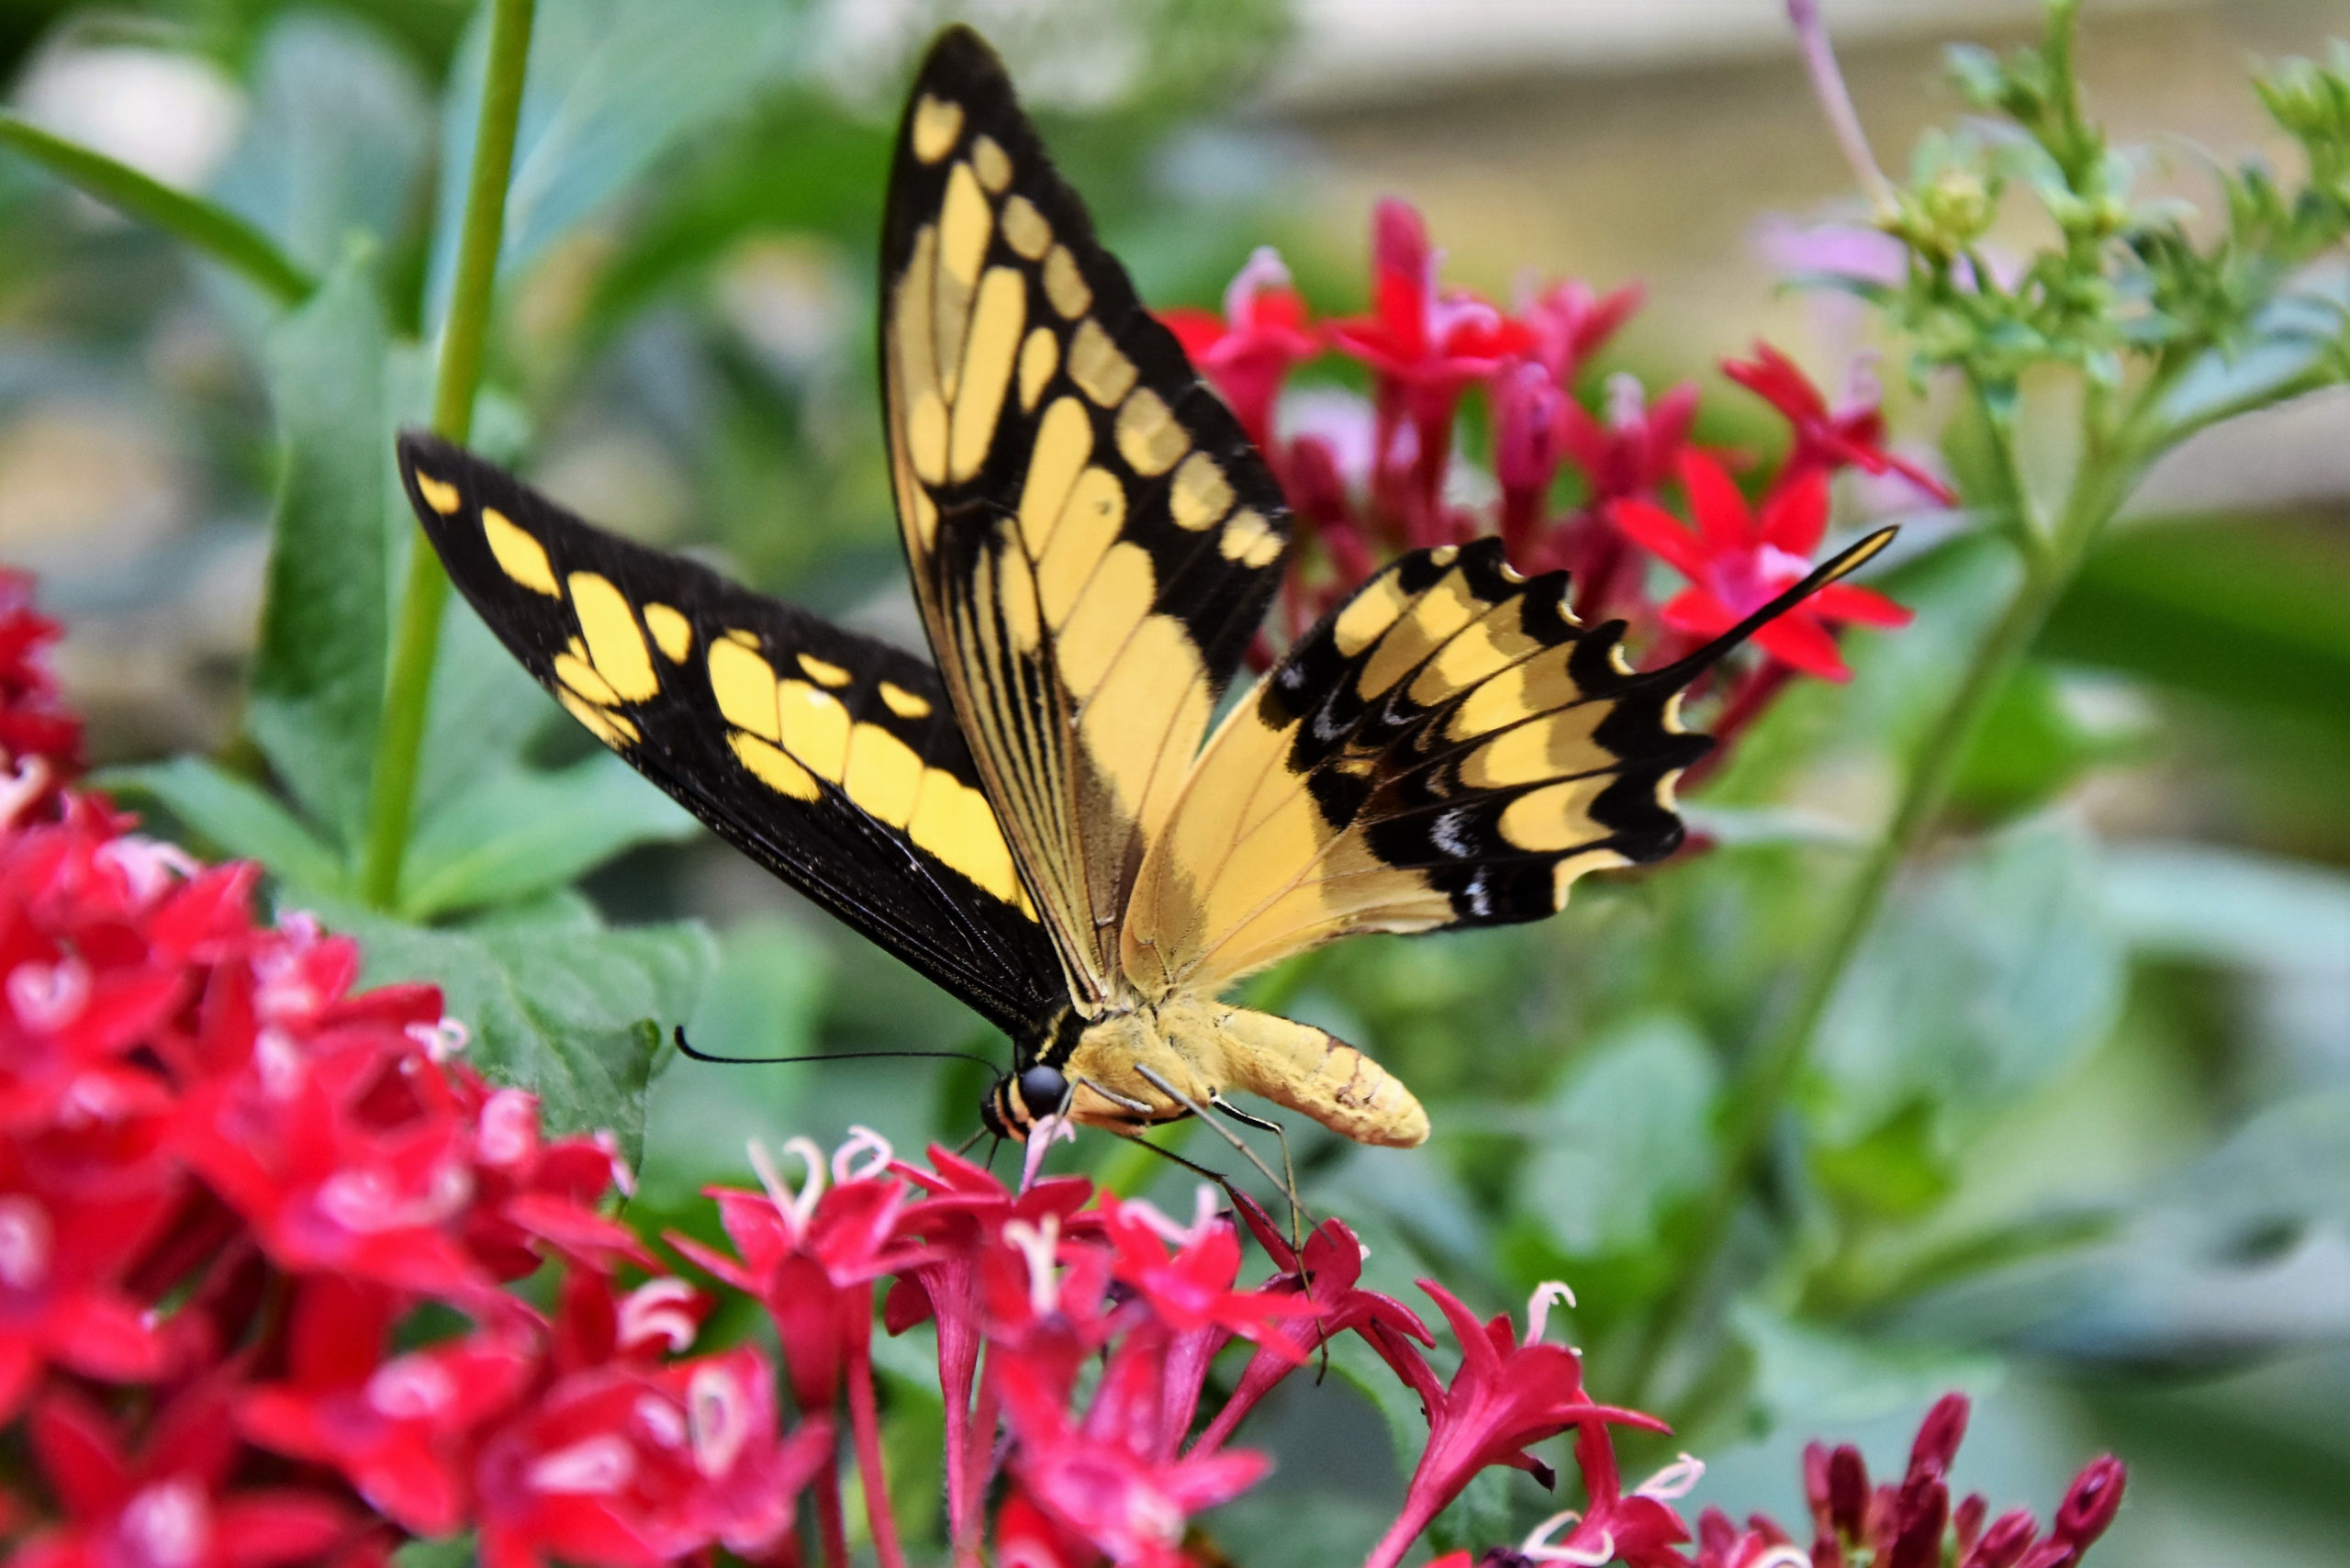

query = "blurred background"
[1,1,2345,1564]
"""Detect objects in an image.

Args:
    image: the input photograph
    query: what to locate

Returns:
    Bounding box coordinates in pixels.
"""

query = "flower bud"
[1908,1393,1970,1480]
[1963,1508,2040,1568]
[2053,1456,2126,1550]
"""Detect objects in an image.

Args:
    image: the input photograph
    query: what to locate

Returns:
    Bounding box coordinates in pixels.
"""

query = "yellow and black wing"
[1123,532,1895,994]
[397,433,1065,1041]
[878,28,1292,1010]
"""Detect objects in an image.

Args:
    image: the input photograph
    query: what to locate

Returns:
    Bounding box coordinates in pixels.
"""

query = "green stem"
[1619,426,2139,1412]
[0,116,312,304]
[359,0,537,910]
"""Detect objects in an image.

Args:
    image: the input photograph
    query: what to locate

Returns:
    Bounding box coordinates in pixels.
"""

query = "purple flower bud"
[1908,1393,1970,1480]
[2054,1456,2126,1550]
[1886,1473,1949,1568]
[1802,1441,1833,1527]
[1963,1509,2041,1568]
[1827,1444,1870,1540]
[1953,1493,1988,1554]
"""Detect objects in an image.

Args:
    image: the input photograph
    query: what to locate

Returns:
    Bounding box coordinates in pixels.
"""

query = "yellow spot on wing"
[797,653,852,688]
[1498,775,1612,852]
[1358,570,1478,697]
[1115,387,1186,477]
[1080,612,1209,832]
[709,639,781,742]
[567,573,659,701]
[1170,453,1232,532]
[1460,704,1609,790]
[732,730,821,800]
[878,680,932,719]
[778,679,851,783]
[909,770,1024,904]
[1450,645,1580,741]
[1068,319,1136,407]
[1410,607,1535,705]
[1002,195,1051,259]
[482,508,559,598]
[911,94,962,162]
[1332,572,1412,657]
[643,602,692,662]
[1018,326,1058,412]
[845,722,924,824]
[1219,508,1281,568]
[1038,466,1125,625]
[972,133,1012,193]
[951,266,1026,481]
[415,472,461,515]
[1044,245,1091,318]
[554,653,621,708]
[936,163,990,386]
[1552,846,1630,908]
[558,689,636,747]
[1057,541,1154,699]
[909,389,948,484]
[1017,398,1092,556]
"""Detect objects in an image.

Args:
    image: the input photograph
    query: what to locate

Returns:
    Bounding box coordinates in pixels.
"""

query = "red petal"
[1661,588,1739,637]
[1811,582,1913,628]
[1608,500,1710,580]
[1760,469,1830,555]
[215,1491,354,1567]
[28,1389,128,1517]
[1755,614,1851,680]
[1676,450,1754,549]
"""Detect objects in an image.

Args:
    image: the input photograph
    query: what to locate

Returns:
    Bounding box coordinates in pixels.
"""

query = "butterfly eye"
[1017,1064,1069,1117]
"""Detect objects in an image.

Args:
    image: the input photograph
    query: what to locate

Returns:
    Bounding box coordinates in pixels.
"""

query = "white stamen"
[747,1136,827,1237]
[1521,1509,1583,1556]
[1638,1451,1706,1500]
[1605,371,1647,431]
[618,1278,701,1352]
[833,1124,894,1182]
[476,1088,538,1167]
[688,1362,752,1476]
[96,835,198,906]
[366,1357,456,1418]
[0,1195,52,1290]
[119,1479,210,1568]
[1119,1197,1193,1248]
[0,756,49,830]
[252,1026,303,1100]
[1224,244,1294,324]
[1750,1550,1814,1568]
[1002,1214,1062,1316]
[405,1017,470,1060]
[1018,1110,1075,1193]
[528,1435,636,1495]
[1526,1279,1577,1343]
[595,1129,635,1197]
[635,1393,688,1448]
[7,957,88,1032]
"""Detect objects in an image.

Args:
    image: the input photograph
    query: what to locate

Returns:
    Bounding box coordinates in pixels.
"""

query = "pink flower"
[1362,1282,1664,1568]
[1519,277,1643,385]
[1610,451,1912,680]
[1722,342,1956,505]
[1558,375,1700,510]
[1161,247,1320,449]
[1329,201,1535,397]
[1096,1190,1316,1346]
[16,1382,354,1568]
[0,568,84,822]
[0,1145,176,1421]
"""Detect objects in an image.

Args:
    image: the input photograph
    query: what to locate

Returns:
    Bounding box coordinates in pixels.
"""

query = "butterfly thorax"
[985,993,1430,1148]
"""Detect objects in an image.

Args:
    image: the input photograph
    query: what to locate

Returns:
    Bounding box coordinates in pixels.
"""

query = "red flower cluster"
[0,569,84,824]
[0,766,817,1565]
[1165,201,1953,768]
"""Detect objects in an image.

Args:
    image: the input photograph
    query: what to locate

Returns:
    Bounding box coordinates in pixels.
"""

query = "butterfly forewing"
[1124,539,1707,995]
[397,433,1065,1041]
[878,27,1292,1009]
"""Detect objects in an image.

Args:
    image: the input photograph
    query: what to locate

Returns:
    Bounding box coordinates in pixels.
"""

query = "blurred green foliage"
[3,2,2348,1565]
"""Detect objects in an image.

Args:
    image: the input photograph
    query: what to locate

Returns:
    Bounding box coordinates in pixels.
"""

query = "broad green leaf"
[1947,659,2149,823]
[313,892,716,1159]
[638,919,831,1204]
[1524,1015,1720,1258]
[209,12,431,272]
[391,1536,475,1568]
[1324,1333,1432,1486]
[248,253,395,857]
[1733,1301,2002,1429]
[1815,813,2125,1143]
[2100,842,2350,974]
[425,0,805,327]
[100,757,343,894]
[397,753,698,920]
[0,115,311,302]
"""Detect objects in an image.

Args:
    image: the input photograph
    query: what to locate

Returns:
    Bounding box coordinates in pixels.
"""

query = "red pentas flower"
[0,568,84,822]
[1162,246,1321,451]
[1722,342,1956,506]
[1610,451,1912,680]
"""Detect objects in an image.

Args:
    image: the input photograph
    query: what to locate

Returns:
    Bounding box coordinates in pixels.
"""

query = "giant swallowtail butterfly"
[398,26,1891,1149]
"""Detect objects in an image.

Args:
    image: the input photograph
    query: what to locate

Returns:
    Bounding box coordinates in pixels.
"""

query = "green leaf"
[1812,1101,1957,1223]
[1815,813,2125,1142]
[248,252,397,858]
[99,757,344,894]
[1733,1301,2003,1429]
[397,753,698,920]
[209,11,432,273]
[1948,659,2148,823]
[311,892,716,1160]
[425,0,804,327]
[391,1536,475,1568]
[0,116,312,303]
[1524,1015,1720,1258]
[2099,841,2350,973]
[1324,1333,1430,1486]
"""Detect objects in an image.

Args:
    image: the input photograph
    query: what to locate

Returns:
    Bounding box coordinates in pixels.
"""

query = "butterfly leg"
[1134,1063,1299,1224]
[1208,1094,1307,1255]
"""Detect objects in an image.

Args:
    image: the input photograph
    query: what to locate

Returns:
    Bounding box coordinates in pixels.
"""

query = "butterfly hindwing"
[1124,539,1706,994]
[397,432,1065,1041]
[879,27,1292,1007]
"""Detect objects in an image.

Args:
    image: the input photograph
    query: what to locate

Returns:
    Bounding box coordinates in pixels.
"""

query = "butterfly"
[397,25,1892,1152]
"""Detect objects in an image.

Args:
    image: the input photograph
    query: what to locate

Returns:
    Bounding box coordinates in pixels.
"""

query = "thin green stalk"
[359,0,537,909]
[1619,422,2139,1412]
[0,117,312,303]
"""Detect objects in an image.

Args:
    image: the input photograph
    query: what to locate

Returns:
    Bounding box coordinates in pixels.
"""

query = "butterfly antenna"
[953,1124,990,1158]
[671,1025,1001,1071]
[984,1135,1002,1174]
[1638,526,1899,688]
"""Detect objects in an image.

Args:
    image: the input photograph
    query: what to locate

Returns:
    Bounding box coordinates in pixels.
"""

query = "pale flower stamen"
[833,1124,894,1182]
[1526,1279,1577,1343]
[1002,1214,1061,1316]
[1638,1451,1706,1500]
